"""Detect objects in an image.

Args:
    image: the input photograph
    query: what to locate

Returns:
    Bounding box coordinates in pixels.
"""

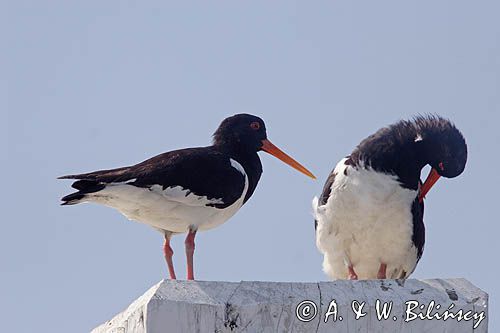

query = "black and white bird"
[313,116,467,280]
[60,114,315,280]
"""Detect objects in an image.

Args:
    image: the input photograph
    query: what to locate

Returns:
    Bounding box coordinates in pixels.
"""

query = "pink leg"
[348,265,358,280]
[377,263,387,279]
[163,234,176,280]
[185,228,197,280]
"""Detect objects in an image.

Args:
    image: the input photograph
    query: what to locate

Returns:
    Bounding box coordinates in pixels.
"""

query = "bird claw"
[377,263,387,279]
[348,265,358,280]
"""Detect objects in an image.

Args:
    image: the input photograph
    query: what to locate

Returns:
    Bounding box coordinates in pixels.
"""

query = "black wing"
[59,147,246,209]
[318,170,337,206]
[411,197,425,262]
[314,168,338,230]
[318,156,355,207]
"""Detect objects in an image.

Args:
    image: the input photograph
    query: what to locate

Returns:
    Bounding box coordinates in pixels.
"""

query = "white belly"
[314,159,419,280]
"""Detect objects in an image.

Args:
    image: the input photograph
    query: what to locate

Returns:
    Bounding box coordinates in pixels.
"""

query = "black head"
[416,116,467,202]
[213,114,267,152]
[415,116,467,178]
[213,113,315,179]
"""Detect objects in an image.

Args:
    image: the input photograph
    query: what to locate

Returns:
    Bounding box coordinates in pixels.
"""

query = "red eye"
[438,162,444,171]
[250,122,260,130]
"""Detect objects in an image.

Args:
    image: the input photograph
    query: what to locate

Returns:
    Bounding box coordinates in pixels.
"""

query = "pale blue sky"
[5,1,499,332]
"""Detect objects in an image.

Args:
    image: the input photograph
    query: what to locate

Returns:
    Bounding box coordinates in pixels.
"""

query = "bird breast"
[314,158,419,279]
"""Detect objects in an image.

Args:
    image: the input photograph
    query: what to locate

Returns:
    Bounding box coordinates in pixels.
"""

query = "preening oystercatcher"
[313,116,467,280]
[60,114,315,280]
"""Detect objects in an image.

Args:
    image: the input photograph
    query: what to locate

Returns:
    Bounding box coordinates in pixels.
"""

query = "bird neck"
[350,126,428,190]
[213,144,263,203]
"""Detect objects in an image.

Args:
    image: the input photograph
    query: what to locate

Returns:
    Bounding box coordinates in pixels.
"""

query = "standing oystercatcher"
[60,114,315,280]
[313,116,467,280]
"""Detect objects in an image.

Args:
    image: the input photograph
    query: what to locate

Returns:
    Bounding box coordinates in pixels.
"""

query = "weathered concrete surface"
[92,278,488,333]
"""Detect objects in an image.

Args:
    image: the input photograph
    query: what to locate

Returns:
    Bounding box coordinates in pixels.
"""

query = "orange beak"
[418,168,441,203]
[261,139,316,179]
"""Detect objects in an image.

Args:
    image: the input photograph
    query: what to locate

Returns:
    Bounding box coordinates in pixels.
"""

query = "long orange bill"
[418,168,441,203]
[261,139,316,179]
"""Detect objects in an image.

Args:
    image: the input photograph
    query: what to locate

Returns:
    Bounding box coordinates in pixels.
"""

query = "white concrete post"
[92,278,488,333]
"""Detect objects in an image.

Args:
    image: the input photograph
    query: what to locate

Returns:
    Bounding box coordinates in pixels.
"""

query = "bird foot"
[377,263,387,279]
[348,265,358,280]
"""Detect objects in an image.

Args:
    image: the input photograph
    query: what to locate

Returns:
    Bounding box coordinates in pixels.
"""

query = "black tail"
[60,180,106,206]
[61,192,86,205]
[59,166,133,205]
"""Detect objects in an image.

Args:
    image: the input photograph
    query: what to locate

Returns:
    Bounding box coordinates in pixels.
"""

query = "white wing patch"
[149,184,224,206]
[107,178,137,186]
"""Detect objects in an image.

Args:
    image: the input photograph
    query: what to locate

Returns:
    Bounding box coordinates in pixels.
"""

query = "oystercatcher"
[313,116,467,280]
[60,114,315,280]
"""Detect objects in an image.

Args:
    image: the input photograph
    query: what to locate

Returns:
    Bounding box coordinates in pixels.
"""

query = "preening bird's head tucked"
[213,114,267,153]
[414,115,468,179]
[348,115,467,197]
